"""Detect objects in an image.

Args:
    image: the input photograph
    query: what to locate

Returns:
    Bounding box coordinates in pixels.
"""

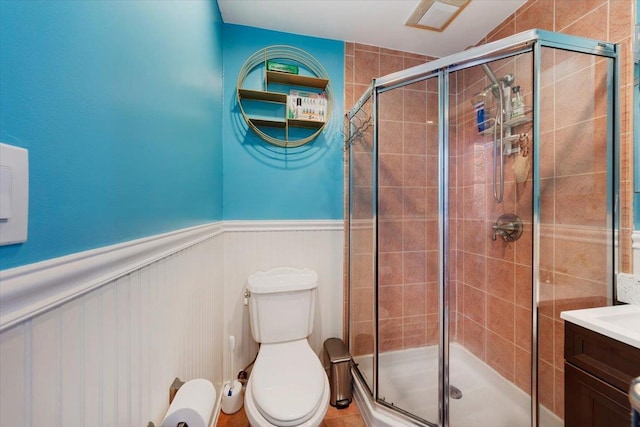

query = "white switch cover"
[0,143,28,245]
[0,166,12,220]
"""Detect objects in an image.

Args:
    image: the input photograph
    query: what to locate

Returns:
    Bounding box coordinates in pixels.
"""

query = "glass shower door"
[348,96,376,395]
[536,45,616,427]
[447,50,536,427]
[376,76,441,425]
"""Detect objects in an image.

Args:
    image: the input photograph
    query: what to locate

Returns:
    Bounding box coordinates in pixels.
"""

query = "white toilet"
[244,267,330,427]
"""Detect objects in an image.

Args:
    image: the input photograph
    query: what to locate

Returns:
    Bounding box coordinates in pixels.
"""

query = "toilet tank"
[247,267,318,344]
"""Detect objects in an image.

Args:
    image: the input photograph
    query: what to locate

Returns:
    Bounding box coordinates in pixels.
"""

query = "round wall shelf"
[236,45,333,148]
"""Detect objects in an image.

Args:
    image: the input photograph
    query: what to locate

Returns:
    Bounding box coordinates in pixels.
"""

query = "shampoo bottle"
[511,86,524,117]
[475,100,486,132]
[295,97,302,119]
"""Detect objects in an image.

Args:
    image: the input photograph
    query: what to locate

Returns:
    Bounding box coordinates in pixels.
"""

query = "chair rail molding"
[0,223,223,332]
[0,219,343,332]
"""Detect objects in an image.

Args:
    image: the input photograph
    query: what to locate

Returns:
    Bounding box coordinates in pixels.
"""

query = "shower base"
[353,343,562,427]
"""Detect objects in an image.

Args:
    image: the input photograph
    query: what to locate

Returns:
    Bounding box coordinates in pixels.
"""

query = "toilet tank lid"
[247,267,318,294]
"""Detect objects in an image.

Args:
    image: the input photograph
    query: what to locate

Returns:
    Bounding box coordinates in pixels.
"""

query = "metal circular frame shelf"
[236,45,333,148]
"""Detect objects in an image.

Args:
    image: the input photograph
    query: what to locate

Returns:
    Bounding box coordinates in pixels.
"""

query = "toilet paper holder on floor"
[169,377,185,404]
[148,423,188,427]
[148,378,186,427]
[148,377,208,427]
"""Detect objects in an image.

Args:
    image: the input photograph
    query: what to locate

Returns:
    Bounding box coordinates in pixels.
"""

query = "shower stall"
[346,30,619,427]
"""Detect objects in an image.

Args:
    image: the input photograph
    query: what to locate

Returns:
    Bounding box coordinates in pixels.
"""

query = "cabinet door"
[565,363,631,427]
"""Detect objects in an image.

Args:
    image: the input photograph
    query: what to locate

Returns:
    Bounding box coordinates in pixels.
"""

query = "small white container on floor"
[221,380,243,415]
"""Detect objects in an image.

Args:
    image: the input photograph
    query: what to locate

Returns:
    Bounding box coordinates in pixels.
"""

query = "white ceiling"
[217,0,528,58]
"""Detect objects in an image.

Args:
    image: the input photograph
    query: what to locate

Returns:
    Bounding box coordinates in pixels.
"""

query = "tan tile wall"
[449,52,535,397]
[345,44,439,356]
[347,95,375,357]
[485,0,635,270]
[377,78,441,352]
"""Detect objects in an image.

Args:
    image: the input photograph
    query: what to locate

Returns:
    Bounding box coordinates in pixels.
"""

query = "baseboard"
[210,390,223,427]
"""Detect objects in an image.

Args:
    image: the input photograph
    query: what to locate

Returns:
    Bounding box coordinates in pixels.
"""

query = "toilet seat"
[249,340,327,426]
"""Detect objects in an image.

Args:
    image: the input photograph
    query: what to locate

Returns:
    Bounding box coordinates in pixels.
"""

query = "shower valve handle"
[491,214,523,242]
[492,224,511,241]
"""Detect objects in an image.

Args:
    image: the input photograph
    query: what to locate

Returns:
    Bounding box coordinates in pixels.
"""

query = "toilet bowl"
[245,340,330,427]
[244,267,330,427]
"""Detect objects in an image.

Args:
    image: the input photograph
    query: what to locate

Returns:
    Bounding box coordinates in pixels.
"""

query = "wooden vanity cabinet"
[564,321,640,427]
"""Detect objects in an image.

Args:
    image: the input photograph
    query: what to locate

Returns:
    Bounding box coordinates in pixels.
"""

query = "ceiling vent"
[405,0,470,32]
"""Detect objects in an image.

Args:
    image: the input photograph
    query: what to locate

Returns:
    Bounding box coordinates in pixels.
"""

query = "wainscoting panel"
[0,323,27,426]
[0,226,224,427]
[0,220,344,426]
[223,221,345,382]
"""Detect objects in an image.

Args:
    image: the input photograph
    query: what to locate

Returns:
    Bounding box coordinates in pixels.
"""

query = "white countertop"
[560,304,640,350]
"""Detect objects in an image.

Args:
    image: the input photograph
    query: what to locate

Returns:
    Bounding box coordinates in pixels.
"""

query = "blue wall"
[0,1,224,269]
[222,25,344,220]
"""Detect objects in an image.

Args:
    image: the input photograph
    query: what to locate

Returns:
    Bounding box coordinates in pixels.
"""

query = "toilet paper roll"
[160,379,216,427]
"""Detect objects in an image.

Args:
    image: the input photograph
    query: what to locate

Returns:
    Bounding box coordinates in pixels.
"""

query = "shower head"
[502,74,515,86]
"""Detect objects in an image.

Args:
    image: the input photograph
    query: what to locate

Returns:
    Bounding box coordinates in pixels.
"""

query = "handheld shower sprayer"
[478,63,516,204]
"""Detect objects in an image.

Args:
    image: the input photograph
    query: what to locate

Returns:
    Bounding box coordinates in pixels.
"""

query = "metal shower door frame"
[347,85,376,400]
[348,29,619,427]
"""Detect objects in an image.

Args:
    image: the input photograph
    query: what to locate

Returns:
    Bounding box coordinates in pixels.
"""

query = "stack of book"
[288,90,328,122]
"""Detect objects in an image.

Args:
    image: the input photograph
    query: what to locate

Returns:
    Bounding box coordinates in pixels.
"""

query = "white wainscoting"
[0,224,225,427]
[0,220,344,427]
[223,220,345,381]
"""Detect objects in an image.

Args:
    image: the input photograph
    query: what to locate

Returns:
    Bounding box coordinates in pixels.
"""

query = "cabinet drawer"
[565,321,640,392]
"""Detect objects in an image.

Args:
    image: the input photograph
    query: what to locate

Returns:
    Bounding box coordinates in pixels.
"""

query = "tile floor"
[216,402,365,427]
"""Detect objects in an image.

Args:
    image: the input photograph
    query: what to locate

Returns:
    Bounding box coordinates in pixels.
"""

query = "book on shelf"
[267,60,299,75]
[288,90,328,122]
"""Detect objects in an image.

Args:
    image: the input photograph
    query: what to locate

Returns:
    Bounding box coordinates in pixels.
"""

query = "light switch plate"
[0,166,12,220]
[0,143,28,245]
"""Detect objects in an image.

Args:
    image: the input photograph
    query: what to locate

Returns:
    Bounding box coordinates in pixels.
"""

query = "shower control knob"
[491,214,523,242]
